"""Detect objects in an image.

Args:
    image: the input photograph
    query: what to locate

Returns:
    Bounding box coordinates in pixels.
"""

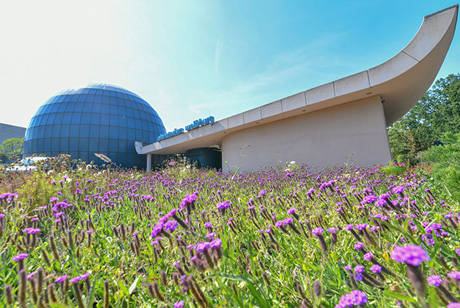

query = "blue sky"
[0,1,459,131]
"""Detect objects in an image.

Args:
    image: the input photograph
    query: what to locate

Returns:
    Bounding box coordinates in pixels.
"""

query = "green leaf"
[384,291,417,303]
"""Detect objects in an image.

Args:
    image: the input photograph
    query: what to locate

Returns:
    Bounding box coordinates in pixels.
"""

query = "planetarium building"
[24,84,166,168]
[23,6,458,172]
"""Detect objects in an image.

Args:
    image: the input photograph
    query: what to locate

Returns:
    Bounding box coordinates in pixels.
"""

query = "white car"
[6,157,50,172]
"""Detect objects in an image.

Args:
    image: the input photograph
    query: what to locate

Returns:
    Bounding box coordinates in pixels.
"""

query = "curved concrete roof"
[137,5,458,155]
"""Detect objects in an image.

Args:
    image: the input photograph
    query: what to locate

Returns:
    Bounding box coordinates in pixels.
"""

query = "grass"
[0,158,459,307]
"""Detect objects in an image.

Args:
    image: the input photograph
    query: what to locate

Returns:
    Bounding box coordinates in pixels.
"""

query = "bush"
[381,161,407,176]
[423,132,460,200]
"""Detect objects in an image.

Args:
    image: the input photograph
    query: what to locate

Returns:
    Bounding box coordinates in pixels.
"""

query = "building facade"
[0,123,26,145]
[24,84,166,168]
[136,5,458,172]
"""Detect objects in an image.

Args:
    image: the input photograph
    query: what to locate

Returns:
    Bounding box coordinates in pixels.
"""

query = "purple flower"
[204,222,212,228]
[27,272,37,279]
[327,227,338,233]
[312,227,324,236]
[164,220,179,232]
[447,271,460,280]
[23,228,41,234]
[205,232,216,240]
[390,245,430,266]
[337,290,368,307]
[345,224,354,231]
[344,265,352,271]
[456,249,460,256]
[174,300,185,308]
[427,275,443,286]
[12,253,29,262]
[195,242,210,252]
[210,238,222,249]
[151,222,164,238]
[354,224,368,231]
[363,252,374,261]
[354,242,364,250]
[283,217,293,225]
[217,200,232,210]
[172,260,181,268]
[80,272,91,280]
[392,185,405,194]
[362,195,377,204]
[354,265,364,273]
[69,276,82,284]
[370,264,381,273]
[287,207,296,215]
[447,304,460,308]
[275,221,285,228]
[180,193,198,209]
[55,275,69,283]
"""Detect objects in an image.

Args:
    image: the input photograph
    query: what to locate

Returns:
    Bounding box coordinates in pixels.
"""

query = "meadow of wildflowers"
[0,157,459,307]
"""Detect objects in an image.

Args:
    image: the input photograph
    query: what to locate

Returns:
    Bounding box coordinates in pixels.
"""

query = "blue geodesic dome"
[24,84,166,168]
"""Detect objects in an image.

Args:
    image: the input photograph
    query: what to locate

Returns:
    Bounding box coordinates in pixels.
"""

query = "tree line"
[388,73,460,165]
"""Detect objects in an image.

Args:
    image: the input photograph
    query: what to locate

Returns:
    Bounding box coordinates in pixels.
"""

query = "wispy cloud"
[186,32,351,118]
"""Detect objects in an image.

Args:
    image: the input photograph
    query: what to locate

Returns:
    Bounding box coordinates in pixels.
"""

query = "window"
[109,104,119,114]
[50,103,61,113]
[71,113,82,124]
[99,138,109,151]
[80,113,91,124]
[100,104,110,114]
[110,114,119,126]
[89,126,99,138]
[50,138,59,151]
[54,113,63,125]
[65,103,76,112]
[92,102,102,113]
[69,139,79,151]
[51,125,61,138]
[100,114,110,125]
[58,103,67,112]
[108,139,118,152]
[93,95,102,104]
[79,138,89,151]
[44,125,52,138]
[99,125,109,139]
[61,124,70,136]
[62,113,72,124]
[89,138,99,151]
[79,125,90,137]
[101,95,110,104]
[90,113,100,125]
[118,127,127,139]
[69,126,79,137]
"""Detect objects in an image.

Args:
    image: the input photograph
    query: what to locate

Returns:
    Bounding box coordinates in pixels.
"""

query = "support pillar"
[146,154,152,172]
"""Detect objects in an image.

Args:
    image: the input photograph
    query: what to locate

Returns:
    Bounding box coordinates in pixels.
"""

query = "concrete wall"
[0,123,26,144]
[221,96,391,171]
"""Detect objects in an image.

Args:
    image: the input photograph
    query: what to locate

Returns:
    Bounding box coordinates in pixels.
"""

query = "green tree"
[0,137,24,159]
[388,73,460,164]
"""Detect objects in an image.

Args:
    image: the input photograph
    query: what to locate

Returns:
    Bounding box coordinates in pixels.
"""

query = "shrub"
[423,132,460,200]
